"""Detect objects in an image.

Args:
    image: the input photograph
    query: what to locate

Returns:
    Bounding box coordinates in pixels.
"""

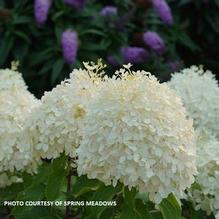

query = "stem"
[65,157,72,219]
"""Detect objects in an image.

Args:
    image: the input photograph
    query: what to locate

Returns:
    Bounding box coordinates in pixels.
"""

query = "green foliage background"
[1,0,218,98]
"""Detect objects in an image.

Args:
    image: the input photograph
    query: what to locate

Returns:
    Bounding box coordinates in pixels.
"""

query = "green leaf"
[135,192,149,203]
[13,206,55,219]
[46,156,66,200]
[205,13,219,35]
[52,11,65,21]
[0,35,14,67]
[51,58,64,85]
[122,188,154,219]
[12,183,45,217]
[0,182,24,201]
[13,16,31,24]
[81,40,109,51]
[28,48,54,66]
[151,211,163,219]
[123,187,136,209]
[178,32,201,52]
[86,184,122,218]
[119,204,137,219]
[13,40,29,61]
[80,29,106,37]
[55,26,63,42]
[13,31,31,44]
[38,61,53,75]
[46,170,65,200]
[191,209,204,219]
[73,175,102,198]
[98,208,114,219]
[135,199,154,219]
[158,194,182,219]
[16,183,45,201]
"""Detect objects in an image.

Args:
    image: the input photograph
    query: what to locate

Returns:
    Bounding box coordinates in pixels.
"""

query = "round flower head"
[152,0,173,25]
[168,66,219,137]
[0,68,40,176]
[63,0,86,8]
[187,132,219,218]
[27,60,106,160]
[34,0,52,25]
[143,31,166,55]
[77,65,197,204]
[121,47,150,64]
[100,6,118,17]
[61,29,78,64]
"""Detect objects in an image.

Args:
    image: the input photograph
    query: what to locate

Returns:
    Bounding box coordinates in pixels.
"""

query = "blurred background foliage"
[0,0,218,98]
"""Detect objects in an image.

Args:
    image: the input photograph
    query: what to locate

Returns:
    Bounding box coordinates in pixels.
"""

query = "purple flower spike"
[63,0,86,8]
[100,6,118,17]
[143,31,166,55]
[121,47,150,64]
[34,0,52,25]
[61,30,78,64]
[152,0,173,25]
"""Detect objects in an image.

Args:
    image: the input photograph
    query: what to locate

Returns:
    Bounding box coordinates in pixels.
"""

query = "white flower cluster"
[168,65,219,217]
[168,66,219,137]
[0,69,40,187]
[0,68,27,91]
[0,62,198,205]
[26,61,105,159]
[77,66,197,203]
[187,132,219,218]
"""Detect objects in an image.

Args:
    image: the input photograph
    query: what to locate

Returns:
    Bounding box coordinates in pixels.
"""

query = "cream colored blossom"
[77,66,197,204]
[168,66,219,137]
[0,68,27,91]
[27,61,105,159]
[187,131,219,218]
[0,68,40,179]
[0,173,22,188]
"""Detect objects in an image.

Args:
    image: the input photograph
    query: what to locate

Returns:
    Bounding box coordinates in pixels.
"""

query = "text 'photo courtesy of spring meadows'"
[0,0,219,219]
